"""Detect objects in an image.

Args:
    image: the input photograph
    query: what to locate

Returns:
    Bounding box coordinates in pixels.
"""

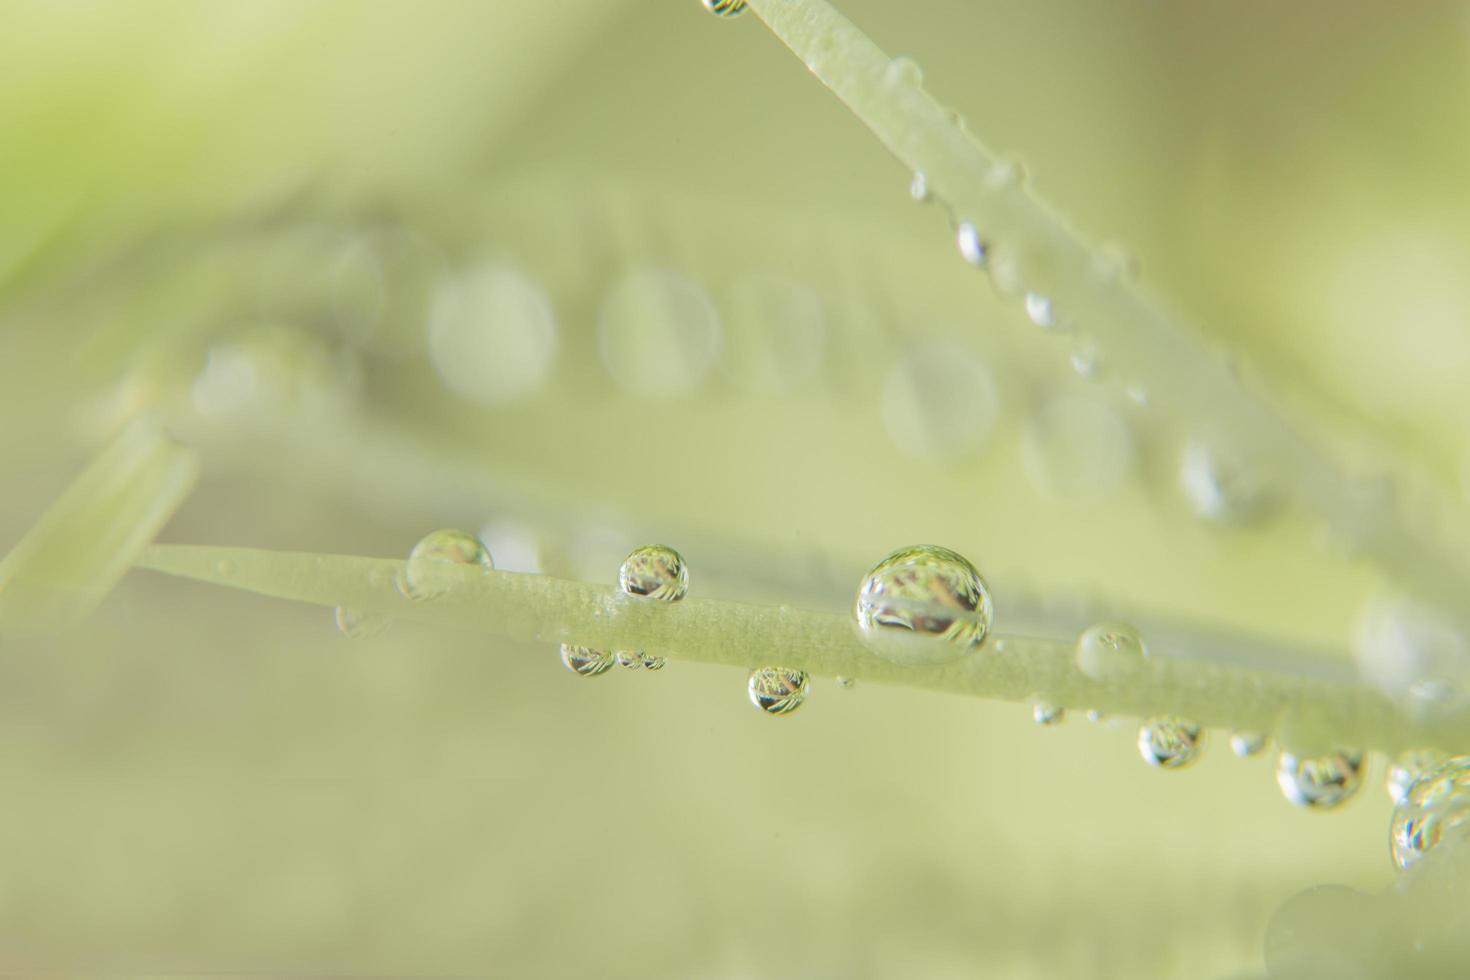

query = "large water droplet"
[1075,622,1146,681]
[618,545,689,602]
[561,644,616,677]
[748,667,811,715]
[702,0,747,14]
[401,529,493,601]
[853,545,993,665]
[334,606,390,639]
[956,222,988,267]
[881,341,999,464]
[1387,749,1448,806]
[427,264,558,406]
[598,268,721,397]
[1391,756,1470,870]
[1137,717,1203,769]
[1276,749,1365,809]
[1229,731,1266,758]
[1032,701,1064,726]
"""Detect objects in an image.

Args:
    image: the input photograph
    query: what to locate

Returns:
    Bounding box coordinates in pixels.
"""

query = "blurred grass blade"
[0,418,198,633]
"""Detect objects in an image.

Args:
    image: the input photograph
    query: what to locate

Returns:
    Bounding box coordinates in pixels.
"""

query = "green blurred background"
[2,1,1468,975]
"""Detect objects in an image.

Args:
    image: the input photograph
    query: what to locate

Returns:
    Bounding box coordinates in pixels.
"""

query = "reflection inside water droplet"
[1137,717,1203,769]
[748,667,811,715]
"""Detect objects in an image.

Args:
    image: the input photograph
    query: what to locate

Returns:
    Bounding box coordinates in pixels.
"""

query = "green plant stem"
[135,542,1468,756]
[740,0,1470,626]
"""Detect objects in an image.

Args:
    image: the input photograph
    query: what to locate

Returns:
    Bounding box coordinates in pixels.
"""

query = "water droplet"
[334,606,390,639]
[983,155,1027,189]
[1069,343,1099,379]
[721,274,826,393]
[1125,385,1149,406]
[641,654,667,670]
[748,667,811,715]
[1387,749,1448,805]
[883,56,923,89]
[702,0,746,14]
[1032,701,1064,726]
[1353,597,1470,710]
[1137,717,1203,769]
[836,675,856,690]
[1178,438,1275,525]
[560,644,615,677]
[881,341,999,464]
[1276,749,1364,809]
[1024,293,1057,330]
[1085,709,1107,723]
[1021,391,1134,503]
[598,268,721,397]
[1075,622,1147,681]
[615,651,643,670]
[427,263,558,406]
[853,545,993,665]
[1229,731,1267,758]
[1391,756,1470,870]
[401,529,493,601]
[215,558,237,577]
[909,171,930,203]
[956,222,988,267]
[618,545,689,601]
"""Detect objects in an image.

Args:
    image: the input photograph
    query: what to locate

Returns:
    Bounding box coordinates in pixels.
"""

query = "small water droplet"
[1178,438,1275,525]
[1076,622,1147,681]
[836,675,856,690]
[1138,717,1203,769]
[1387,749,1448,805]
[853,544,993,665]
[615,651,643,669]
[215,558,237,578]
[883,56,923,89]
[1024,293,1057,330]
[618,544,689,601]
[1086,709,1107,723]
[401,529,493,601]
[1032,701,1064,726]
[702,0,747,14]
[641,653,667,670]
[984,155,1027,189]
[1276,749,1364,809]
[1069,343,1099,379]
[561,644,616,677]
[956,222,988,267]
[748,667,811,715]
[1125,385,1149,407]
[909,171,930,203]
[333,606,390,639]
[1390,755,1470,870]
[1229,731,1267,758]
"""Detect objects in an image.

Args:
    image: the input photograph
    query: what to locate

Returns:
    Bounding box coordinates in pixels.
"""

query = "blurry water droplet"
[1024,293,1057,330]
[1230,731,1266,758]
[641,654,667,670]
[1387,749,1448,806]
[881,341,999,464]
[721,274,826,393]
[1125,385,1149,406]
[883,56,923,88]
[618,545,689,601]
[1069,343,1099,379]
[615,651,643,670]
[909,171,930,203]
[428,264,558,406]
[1353,597,1470,710]
[215,559,237,577]
[854,545,993,665]
[1075,622,1147,681]
[1086,709,1107,723]
[1032,701,1064,726]
[598,268,721,396]
[1391,756,1470,870]
[1137,716,1203,769]
[702,0,747,14]
[1276,749,1364,809]
[836,675,856,689]
[748,667,811,715]
[1090,244,1138,283]
[956,222,988,267]
[1178,438,1275,525]
[1022,391,1134,503]
[334,606,390,639]
[401,529,493,601]
[560,644,616,677]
